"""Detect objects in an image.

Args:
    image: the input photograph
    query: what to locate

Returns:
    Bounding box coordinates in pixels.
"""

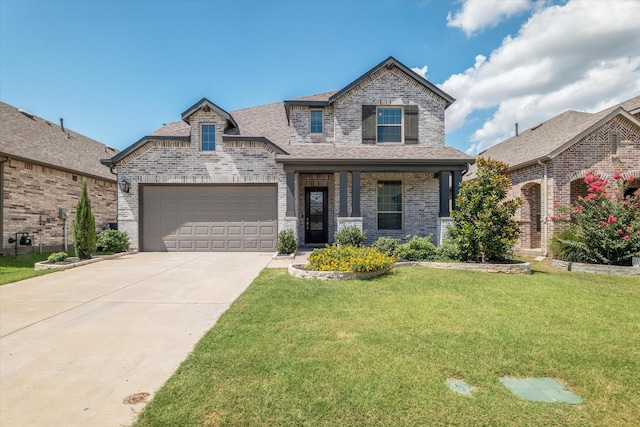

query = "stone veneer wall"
[2,159,116,254]
[116,109,284,251]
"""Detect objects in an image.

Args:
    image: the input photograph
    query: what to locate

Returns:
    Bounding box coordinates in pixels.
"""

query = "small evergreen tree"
[73,180,97,259]
[449,157,522,262]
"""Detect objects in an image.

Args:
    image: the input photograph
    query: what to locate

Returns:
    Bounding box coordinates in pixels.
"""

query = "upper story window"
[377,107,402,143]
[310,109,323,134]
[362,105,418,145]
[201,124,216,151]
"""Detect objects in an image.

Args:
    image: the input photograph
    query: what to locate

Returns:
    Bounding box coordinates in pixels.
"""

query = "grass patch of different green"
[0,253,55,285]
[135,263,640,427]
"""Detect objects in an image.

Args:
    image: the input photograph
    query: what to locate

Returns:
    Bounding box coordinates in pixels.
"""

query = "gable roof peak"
[328,56,455,108]
[181,97,239,129]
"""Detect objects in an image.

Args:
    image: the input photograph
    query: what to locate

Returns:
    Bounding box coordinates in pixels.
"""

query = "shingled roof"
[0,101,117,181]
[478,95,640,169]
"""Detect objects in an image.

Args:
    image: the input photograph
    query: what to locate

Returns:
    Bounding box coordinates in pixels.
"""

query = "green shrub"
[435,236,461,261]
[73,180,97,260]
[307,245,395,273]
[334,226,366,246]
[96,230,130,253]
[47,252,68,263]
[372,236,401,257]
[449,157,522,262]
[277,229,297,255]
[395,235,437,261]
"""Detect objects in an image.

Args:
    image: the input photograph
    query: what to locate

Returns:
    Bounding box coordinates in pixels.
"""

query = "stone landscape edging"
[400,260,531,275]
[34,251,135,271]
[288,264,390,281]
[551,259,640,276]
[288,259,531,280]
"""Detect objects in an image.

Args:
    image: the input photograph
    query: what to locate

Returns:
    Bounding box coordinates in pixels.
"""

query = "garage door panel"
[143,185,277,252]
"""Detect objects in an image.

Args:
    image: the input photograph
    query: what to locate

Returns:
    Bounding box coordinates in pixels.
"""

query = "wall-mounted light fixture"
[118,178,131,193]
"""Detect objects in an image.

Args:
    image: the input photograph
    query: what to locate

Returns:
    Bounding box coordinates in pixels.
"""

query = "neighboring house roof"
[0,101,118,181]
[478,95,640,170]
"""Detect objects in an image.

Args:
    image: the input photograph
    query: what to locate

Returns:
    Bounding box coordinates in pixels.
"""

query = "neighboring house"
[0,101,118,255]
[472,95,640,256]
[102,56,473,252]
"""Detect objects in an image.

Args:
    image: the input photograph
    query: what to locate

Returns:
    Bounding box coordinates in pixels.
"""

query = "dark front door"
[305,188,328,244]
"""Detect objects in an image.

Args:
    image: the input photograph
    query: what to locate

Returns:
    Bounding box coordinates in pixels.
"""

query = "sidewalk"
[267,248,312,268]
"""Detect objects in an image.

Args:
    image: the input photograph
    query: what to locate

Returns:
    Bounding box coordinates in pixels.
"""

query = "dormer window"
[310,109,323,134]
[377,107,403,143]
[201,124,216,151]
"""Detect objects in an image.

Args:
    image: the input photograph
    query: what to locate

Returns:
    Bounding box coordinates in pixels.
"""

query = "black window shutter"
[404,105,419,144]
[362,105,376,144]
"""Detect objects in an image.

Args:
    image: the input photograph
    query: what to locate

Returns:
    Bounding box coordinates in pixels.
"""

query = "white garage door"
[142,185,277,252]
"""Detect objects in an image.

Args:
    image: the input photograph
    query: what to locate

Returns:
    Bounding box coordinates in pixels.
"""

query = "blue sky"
[1,0,639,155]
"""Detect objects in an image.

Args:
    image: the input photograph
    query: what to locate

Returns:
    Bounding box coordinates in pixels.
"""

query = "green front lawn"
[135,264,640,427]
[0,253,55,285]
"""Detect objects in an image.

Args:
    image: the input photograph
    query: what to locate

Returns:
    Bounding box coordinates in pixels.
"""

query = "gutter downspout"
[538,160,548,257]
[107,166,118,232]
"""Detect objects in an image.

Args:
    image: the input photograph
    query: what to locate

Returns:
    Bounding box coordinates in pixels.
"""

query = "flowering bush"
[307,245,395,273]
[551,170,640,266]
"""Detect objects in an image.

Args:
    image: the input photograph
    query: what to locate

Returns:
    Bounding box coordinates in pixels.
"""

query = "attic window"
[310,109,323,134]
[201,124,216,151]
[610,133,619,155]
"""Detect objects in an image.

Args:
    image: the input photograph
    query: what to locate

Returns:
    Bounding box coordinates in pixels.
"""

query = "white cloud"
[447,0,532,36]
[439,0,640,155]
[411,65,429,78]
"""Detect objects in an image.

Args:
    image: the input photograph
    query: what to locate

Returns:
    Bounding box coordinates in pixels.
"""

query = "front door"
[305,188,328,244]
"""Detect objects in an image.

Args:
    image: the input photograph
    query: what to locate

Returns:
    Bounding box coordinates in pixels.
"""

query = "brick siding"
[2,159,116,254]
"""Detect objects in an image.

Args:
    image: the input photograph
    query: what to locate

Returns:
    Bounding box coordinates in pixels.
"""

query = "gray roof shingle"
[479,95,640,169]
[0,101,117,181]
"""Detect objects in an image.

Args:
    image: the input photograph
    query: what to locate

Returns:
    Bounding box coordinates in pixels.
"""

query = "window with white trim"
[201,124,216,151]
[310,109,323,134]
[377,107,403,143]
[377,180,402,230]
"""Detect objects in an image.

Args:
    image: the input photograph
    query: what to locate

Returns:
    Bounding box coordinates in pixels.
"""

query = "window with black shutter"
[361,105,419,144]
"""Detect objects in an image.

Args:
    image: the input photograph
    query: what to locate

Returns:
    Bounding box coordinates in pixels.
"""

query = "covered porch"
[279,159,468,246]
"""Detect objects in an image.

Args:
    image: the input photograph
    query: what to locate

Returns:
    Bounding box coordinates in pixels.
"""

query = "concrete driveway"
[0,252,273,427]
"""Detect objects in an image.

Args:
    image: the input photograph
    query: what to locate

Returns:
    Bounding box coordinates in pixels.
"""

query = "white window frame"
[376,106,403,143]
[310,109,323,134]
[377,180,403,230]
[201,123,216,151]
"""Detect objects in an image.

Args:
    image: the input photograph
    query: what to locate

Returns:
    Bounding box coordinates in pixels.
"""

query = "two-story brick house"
[473,95,640,256]
[102,57,473,252]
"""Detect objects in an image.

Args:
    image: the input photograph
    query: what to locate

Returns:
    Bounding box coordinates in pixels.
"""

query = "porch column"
[351,171,361,217]
[286,171,295,217]
[339,171,348,217]
[452,170,463,212]
[438,171,451,217]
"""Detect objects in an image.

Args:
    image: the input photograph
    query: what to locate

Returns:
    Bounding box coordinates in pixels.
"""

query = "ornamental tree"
[73,180,97,259]
[449,157,522,262]
[551,170,640,266]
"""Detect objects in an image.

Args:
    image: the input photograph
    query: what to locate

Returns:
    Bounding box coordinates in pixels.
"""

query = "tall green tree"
[449,157,522,262]
[73,180,97,259]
